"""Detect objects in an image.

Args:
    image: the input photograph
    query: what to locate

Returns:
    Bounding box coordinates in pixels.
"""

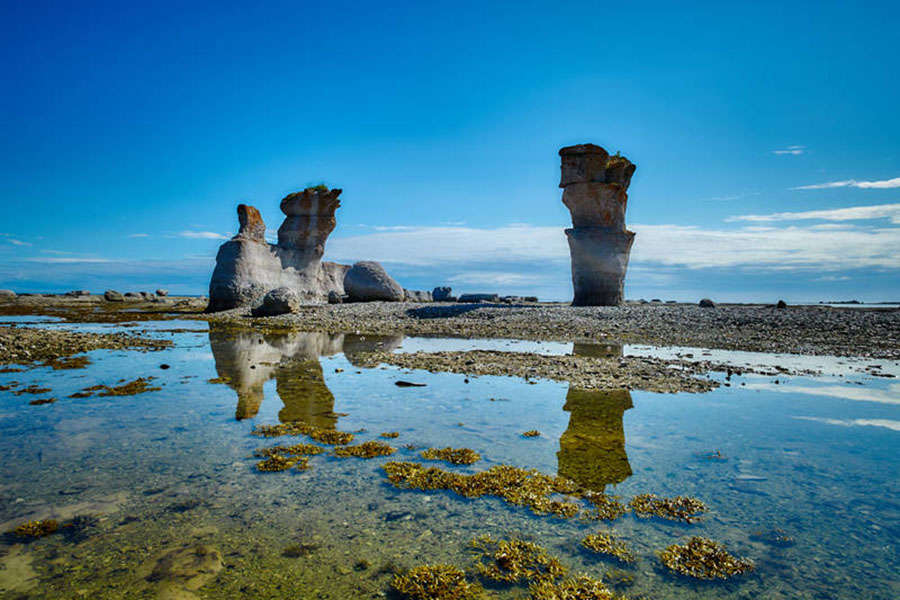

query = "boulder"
[0,289,15,299]
[156,289,168,297]
[207,188,348,311]
[458,293,500,303]
[140,291,153,300]
[699,298,716,308]
[66,290,91,297]
[344,261,404,302]
[404,289,433,303]
[776,299,788,309]
[124,292,140,298]
[432,286,453,301]
[327,290,343,304]
[104,290,124,302]
[251,287,300,317]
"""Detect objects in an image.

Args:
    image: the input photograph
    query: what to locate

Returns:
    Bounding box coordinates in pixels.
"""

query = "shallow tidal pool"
[0,322,898,599]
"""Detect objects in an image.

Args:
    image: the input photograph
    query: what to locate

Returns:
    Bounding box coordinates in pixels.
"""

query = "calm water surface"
[0,321,897,599]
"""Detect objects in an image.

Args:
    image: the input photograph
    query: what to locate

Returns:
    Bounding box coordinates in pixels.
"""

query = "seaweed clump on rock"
[382,462,582,519]
[14,519,59,538]
[253,443,326,458]
[529,575,620,600]
[256,454,310,472]
[252,421,354,445]
[629,493,706,523]
[333,440,396,458]
[469,535,566,584]
[583,492,628,521]
[659,536,754,580]
[391,564,484,600]
[581,531,635,563]
[420,447,481,465]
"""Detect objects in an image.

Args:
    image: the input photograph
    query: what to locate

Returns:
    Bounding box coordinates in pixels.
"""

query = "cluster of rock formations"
[559,144,636,306]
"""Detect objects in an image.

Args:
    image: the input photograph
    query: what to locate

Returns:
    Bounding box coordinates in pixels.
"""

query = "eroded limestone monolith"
[207,187,349,311]
[559,144,636,306]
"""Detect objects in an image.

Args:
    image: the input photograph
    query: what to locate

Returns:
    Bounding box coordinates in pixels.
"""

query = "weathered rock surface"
[404,289,433,302]
[458,293,500,303]
[251,287,300,317]
[66,290,91,297]
[432,286,454,301]
[0,290,15,299]
[560,144,636,306]
[156,289,168,297]
[104,290,124,302]
[327,290,344,304]
[207,187,349,311]
[345,261,404,302]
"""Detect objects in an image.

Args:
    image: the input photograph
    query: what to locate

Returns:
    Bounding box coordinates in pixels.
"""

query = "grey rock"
[104,290,124,302]
[0,289,15,299]
[327,290,343,304]
[251,287,300,317]
[124,292,140,298]
[140,291,153,300]
[66,290,91,297]
[207,188,347,312]
[344,261,404,302]
[156,289,168,297]
[432,286,453,301]
[404,289,433,303]
[777,299,788,309]
[458,293,500,303]
[699,298,716,308]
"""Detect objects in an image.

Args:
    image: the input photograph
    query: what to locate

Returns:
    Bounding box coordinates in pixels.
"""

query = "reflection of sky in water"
[0,325,897,598]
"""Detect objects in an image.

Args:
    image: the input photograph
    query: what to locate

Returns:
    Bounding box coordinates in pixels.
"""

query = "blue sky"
[2,0,898,301]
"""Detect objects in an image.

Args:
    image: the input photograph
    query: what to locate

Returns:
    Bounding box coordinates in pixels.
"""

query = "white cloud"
[6,239,31,246]
[327,218,900,272]
[747,382,900,405]
[446,271,548,286]
[727,203,900,224]
[794,416,900,431]
[178,231,230,240]
[792,177,900,190]
[129,233,150,238]
[772,145,805,155]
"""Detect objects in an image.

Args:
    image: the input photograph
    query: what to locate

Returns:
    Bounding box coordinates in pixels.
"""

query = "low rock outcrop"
[559,144,636,306]
[104,290,124,302]
[344,261,404,302]
[432,286,454,302]
[207,187,351,311]
[0,289,15,299]
[156,289,168,297]
[404,289,433,303]
[458,293,500,303]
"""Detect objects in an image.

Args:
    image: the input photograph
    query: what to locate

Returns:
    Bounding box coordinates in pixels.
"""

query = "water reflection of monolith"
[557,341,632,492]
[559,144,636,306]
[208,325,403,424]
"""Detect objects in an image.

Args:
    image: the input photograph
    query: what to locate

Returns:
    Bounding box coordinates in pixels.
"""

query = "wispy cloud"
[327,217,900,272]
[792,176,900,190]
[5,238,31,246]
[128,233,150,238]
[25,257,115,264]
[727,202,900,224]
[772,145,805,155]
[178,231,230,240]
[794,416,900,432]
[446,271,547,286]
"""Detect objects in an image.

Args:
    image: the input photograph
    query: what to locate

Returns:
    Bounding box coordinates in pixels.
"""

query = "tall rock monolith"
[559,144,636,306]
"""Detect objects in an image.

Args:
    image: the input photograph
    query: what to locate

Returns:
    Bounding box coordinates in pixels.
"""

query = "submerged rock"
[251,287,300,317]
[345,261,404,302]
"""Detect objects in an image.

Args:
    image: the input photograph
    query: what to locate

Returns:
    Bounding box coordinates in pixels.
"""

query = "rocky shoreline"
[0,325,171,365]
[206,301,900,360]
[1,294,898,360]
[355,349,719,393]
